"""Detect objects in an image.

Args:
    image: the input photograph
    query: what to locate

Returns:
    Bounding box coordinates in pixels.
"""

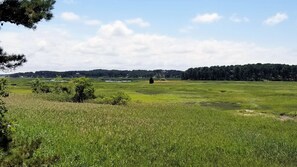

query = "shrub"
[0,138,60,166]
[31,79,51,94]
[0,100,12,152]
[53,84,72,94]
[72,77,96,103]
[0,78,9,97]
[105,92,131,105]
[0,79,11,151]
[52,76,71,94]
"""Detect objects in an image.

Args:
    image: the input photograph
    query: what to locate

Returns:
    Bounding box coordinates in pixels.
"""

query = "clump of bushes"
[52,76,72,94]
[103,92,131,105]
[1,138,60,166]
[31,77,96,103]
[31,79,51,94]
[53,83,72,94]
[31,77,131,105]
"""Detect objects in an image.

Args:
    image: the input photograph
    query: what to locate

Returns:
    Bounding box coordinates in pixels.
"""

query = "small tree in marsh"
[72,77,96,103]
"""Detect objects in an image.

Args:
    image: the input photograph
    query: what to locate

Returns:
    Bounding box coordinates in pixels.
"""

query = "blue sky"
[55,0,297,45]
[1,0,297,72]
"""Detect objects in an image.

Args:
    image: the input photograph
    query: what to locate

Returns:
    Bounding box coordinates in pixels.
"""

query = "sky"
[1,0,297,73]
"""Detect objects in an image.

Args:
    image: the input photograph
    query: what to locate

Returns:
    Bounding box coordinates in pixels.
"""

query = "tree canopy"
[0,47,26,70]
[182,64,297,81]
[0,0,55,29]
[0,0,55,70]
[9,69,183,79]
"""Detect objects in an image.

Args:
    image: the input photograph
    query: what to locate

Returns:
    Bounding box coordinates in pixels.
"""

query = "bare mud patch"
[238,110,297,122]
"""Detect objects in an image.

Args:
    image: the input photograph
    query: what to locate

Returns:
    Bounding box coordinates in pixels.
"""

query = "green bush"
[0,100,12,152]
[72,77,96,103]
[0,79,9,97]
[0,79,11,151]
[52,76,72,94]
[53,83,72,94]
[31,79,51,94]
[105,92,131,105]
[0,138,59,166]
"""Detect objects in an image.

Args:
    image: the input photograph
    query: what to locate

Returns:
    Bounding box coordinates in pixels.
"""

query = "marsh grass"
[3,79,297,166]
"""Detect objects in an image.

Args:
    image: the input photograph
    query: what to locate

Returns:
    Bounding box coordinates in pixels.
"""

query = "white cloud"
[60,12,101,27]
[264,13,288,26]
[192,13,222,24]
[98,21,133,37]
[84,19,101,26]
[230,14,249,23]
[61,12,80,21]
[0,21,295,72]
[125,18,150,28]
[179,26,195,33]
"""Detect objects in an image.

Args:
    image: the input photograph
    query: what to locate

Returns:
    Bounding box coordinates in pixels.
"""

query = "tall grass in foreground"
[2,79,297,166]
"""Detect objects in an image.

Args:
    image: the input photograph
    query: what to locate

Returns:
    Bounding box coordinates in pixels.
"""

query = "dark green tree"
[182,64,297,81]
[72,77,96,103]
[0,0,55,29]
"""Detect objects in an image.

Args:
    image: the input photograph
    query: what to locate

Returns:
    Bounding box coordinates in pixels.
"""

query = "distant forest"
[182,64,297,81]
[9,69,183,79]
[9,64,297,81]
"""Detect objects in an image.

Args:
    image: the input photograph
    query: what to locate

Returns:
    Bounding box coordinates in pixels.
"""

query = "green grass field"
[3,78,297,166]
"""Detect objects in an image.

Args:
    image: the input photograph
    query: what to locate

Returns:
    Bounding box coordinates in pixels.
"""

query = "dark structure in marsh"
[149,77,154,84]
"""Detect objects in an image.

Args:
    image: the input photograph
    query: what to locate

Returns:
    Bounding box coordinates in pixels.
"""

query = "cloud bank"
[0,20,295,72]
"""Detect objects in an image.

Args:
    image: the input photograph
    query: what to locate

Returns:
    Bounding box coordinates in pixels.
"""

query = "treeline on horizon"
[182,64,297,81]
[8,64,297,81]
[9,69,183,79]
